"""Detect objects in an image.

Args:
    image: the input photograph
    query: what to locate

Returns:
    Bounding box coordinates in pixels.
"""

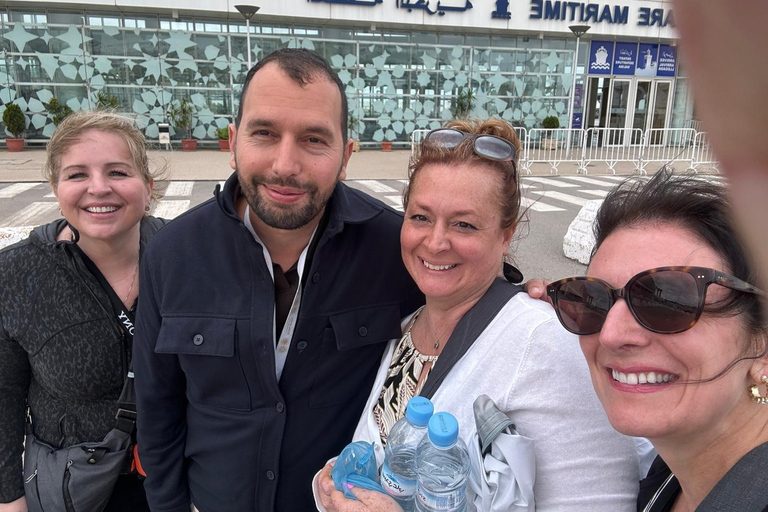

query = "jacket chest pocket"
[156,317,252,411]
[309,304,402,408]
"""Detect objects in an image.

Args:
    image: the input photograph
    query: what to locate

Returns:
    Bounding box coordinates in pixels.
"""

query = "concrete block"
[563,200,603,265]
[0,227,34,250]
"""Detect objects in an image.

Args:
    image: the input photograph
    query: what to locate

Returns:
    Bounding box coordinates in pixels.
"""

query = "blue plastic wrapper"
[331,441,385,500]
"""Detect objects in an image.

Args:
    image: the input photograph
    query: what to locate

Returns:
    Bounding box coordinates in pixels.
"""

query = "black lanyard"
[75,246,138,434]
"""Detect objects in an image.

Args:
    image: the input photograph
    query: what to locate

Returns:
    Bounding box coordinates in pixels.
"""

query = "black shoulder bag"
[23,249,138,512]
[418,278,523,399]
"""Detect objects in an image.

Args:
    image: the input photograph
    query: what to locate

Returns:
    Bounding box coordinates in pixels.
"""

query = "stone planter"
[381,141,392,152]
[181,139,198,152]
[218,139,230,152]
[6,138,24,152]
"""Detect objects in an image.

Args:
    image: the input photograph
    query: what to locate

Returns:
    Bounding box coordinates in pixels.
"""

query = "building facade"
[0,0,689,146]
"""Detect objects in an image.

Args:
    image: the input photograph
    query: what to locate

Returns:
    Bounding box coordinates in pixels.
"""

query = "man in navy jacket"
[134,49,423,511]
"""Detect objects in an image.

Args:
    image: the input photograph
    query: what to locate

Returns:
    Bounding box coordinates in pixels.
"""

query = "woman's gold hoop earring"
[749,375,768,404]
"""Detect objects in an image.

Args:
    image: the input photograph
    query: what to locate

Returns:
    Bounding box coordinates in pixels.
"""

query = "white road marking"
[384,195,404,211]
[520,196,566,212]
[0,183,40,198]
[164,181,194,196]
[0,202,59,227]
[358,180,398,194]
[152,200,190,219]
[561,176,618,187]
[579,189,609,198]
[530,190,589,206]
[521,177,579,188]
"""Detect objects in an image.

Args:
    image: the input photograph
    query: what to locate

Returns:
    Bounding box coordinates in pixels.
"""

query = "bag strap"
[74,246,137,434]
[419,278,523,399]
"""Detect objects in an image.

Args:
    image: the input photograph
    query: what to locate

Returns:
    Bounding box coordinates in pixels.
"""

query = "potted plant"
[3,103,26,152]
[95,91,119,110]
[168,97,197,151]
[348,113,361,152]
[216,127,230,152]
[541,115,560,150]
[381,140,393,152]
[453,87,475,119]
[48,98,73,126]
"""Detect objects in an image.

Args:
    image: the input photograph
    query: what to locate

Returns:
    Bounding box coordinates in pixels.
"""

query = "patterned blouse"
[372,307,439,446]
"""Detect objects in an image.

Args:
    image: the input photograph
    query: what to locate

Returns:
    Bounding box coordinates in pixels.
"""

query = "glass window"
[88,16,121,27]
[294,26,320,36]
[542,38,566,49]
[11,12,47,24]
[354,30,381,42]
[412,32,437,44]
[322,27,353,40]
[48,11,85,25]
[123,14,154,29]
[465,34,490,47]
[491,35,517,47]
[438,33,463,46]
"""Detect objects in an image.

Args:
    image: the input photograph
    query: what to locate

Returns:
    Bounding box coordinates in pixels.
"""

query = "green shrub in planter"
[542,116,560,129]
[48,98,74,126]
[2,103,26,138]
[216,127,229,140]
[168,97,195,139]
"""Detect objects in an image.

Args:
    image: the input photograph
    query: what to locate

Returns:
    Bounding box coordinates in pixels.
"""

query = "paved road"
[0,173,726,280]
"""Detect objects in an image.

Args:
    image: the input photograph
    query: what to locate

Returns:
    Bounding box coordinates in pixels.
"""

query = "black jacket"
[0,217,166,503]
[134,173,424,512]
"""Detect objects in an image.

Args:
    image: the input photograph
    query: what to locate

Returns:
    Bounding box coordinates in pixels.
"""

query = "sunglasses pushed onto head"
[546,266,765,335]
[424,128,517,164]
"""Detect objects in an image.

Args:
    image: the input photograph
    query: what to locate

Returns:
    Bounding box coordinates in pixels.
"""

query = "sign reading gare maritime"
[308,0,675,27]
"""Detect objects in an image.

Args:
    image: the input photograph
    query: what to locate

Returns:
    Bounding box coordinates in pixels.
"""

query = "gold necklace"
[123,259,139,305]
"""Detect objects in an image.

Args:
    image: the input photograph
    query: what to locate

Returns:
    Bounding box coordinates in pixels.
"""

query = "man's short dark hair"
[235,48,348,143]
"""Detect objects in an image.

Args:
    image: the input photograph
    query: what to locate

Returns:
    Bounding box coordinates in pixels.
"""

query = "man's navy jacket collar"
[215,171,385,239]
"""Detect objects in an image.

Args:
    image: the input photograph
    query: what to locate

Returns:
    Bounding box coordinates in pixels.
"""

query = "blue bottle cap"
[427,412,459,447]
[405,397,434,427]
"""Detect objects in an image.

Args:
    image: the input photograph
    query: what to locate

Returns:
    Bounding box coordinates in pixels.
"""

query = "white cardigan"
[350,294,640,512]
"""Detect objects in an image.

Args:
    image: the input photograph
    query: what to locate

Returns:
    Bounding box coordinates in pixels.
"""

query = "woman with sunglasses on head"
[0,110,166,512]
[316,118,640,512]
[547,169,768,512]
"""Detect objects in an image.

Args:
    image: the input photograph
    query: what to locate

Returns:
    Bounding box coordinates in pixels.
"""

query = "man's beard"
[236,167,339,230]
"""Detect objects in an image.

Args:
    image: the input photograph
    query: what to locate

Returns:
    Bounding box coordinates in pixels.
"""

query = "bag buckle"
[115,408,137,421]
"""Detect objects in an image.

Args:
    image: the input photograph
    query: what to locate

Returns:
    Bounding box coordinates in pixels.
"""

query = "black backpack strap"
[419,279,523,399]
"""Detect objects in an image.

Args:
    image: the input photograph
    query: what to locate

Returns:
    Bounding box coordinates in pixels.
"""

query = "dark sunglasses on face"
[546,266,766,335]
[424,128,517,163]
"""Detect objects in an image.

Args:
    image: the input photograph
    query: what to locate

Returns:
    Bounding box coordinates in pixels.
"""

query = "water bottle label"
[416,485,466,511]
[380,464,417,498]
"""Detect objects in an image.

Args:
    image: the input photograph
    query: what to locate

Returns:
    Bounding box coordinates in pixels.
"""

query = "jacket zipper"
[63,460,75,512]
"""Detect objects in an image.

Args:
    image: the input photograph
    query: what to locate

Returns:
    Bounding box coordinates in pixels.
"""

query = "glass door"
[607,79,631,145]
[631,80,651,144]
[646,81,672,144]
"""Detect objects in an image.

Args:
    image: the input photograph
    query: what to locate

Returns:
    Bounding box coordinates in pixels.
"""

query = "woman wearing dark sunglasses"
[547,170,768,512]
[316,119,640,512]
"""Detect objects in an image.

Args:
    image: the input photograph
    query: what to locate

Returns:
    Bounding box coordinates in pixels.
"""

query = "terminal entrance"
[584,77,672,146]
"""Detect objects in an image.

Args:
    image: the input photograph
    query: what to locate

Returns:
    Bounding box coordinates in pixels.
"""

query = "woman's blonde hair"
[405,117,522,231]
[43,110,166,203]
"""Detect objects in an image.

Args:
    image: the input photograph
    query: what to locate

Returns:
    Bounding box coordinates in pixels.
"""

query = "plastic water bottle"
[380,397,434,511]
[415,412,470,512]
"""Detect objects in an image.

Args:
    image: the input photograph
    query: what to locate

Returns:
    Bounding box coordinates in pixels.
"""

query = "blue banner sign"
[635,43,658,76]
[613,42,637,75]
[589,41,614,75]
[657,44,677,77]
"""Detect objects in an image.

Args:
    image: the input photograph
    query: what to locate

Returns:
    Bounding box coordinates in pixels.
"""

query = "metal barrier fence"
[521,128,586,175]
[636,128,697,174]
[409,125,719,175]
[690,131,720,174]
[579,127,645,175]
